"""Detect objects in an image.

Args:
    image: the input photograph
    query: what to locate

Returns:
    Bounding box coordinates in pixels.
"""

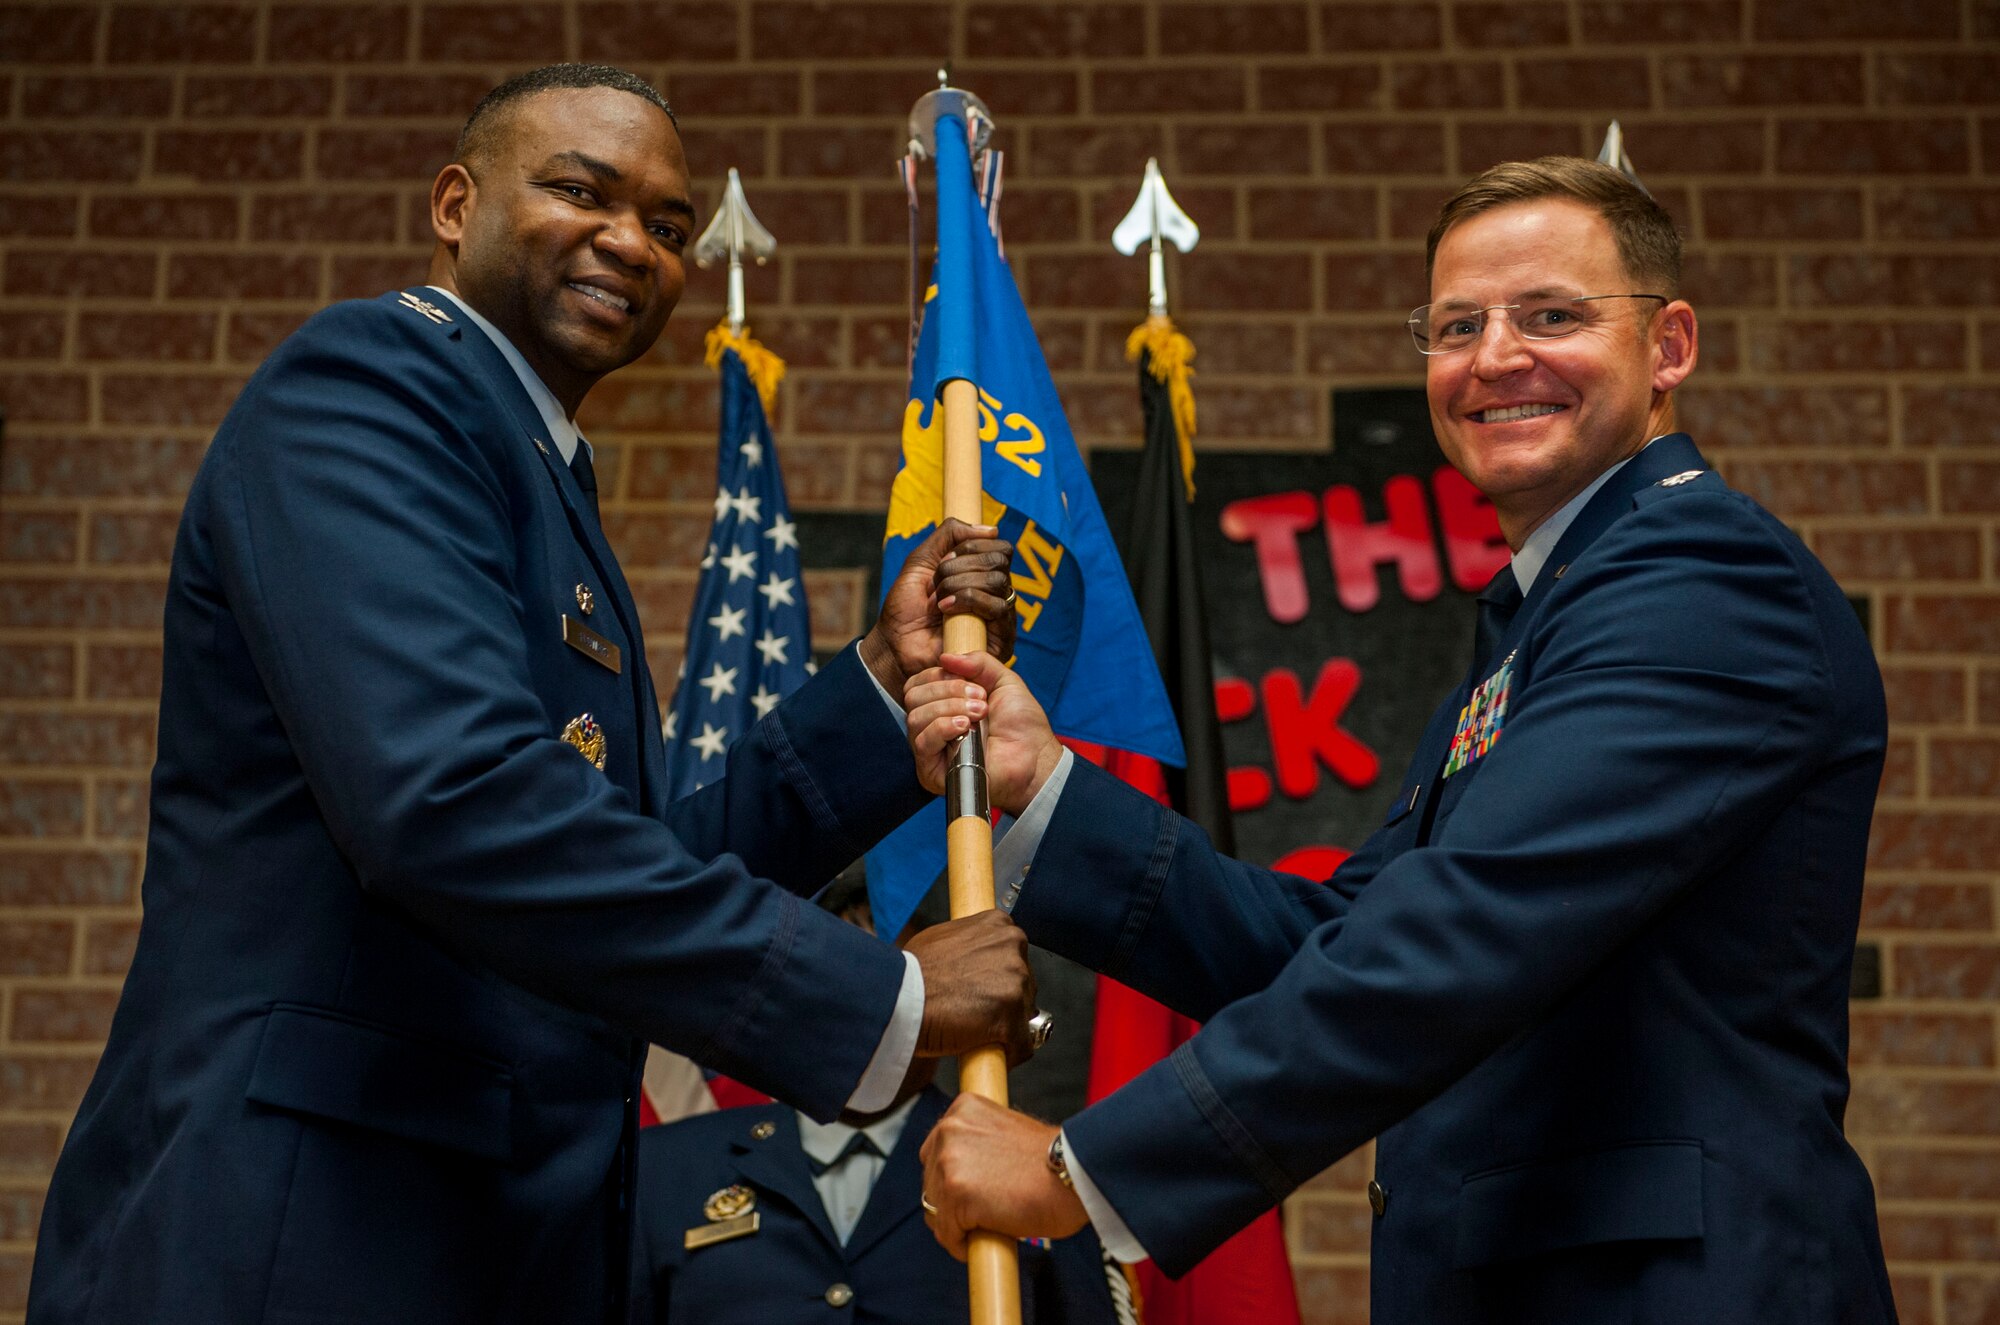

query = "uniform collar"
[1510,434,1668,596]
[425,285,585,465]
[795,1093,921,1170]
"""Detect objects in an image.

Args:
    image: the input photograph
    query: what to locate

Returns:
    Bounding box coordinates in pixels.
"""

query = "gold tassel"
[704,320,787,416]
[1124,314,1198,502]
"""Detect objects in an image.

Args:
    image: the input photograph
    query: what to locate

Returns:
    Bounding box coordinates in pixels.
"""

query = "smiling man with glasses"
[908,156,1896,1325]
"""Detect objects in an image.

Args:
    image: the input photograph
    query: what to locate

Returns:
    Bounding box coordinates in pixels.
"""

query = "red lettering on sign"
[1219,492,1317,625]
[1272,844,1352,880]
[1260,659,1380,797]
[1432,465,1511,592]
[1213,676,1272,811]
[1323,474,1442,612]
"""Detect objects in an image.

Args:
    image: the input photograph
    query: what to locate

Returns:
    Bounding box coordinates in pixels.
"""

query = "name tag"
[562,615,622,674]
[684,1212,760,1251]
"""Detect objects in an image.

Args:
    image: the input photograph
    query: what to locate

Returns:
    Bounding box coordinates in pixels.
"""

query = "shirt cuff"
[845,949,923,1114]
[861,640,906,724]
[993,747,1074,914]
[1062,1126,1149,1263]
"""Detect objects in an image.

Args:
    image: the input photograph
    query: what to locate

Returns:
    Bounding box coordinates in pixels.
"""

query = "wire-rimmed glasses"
[1409,293,1667,356]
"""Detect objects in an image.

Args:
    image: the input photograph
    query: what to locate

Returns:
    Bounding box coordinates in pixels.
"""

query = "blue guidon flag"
[867,102,1185,940]
[663,328,811,797]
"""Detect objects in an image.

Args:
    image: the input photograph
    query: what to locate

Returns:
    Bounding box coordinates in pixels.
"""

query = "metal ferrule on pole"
[945,728,990,822]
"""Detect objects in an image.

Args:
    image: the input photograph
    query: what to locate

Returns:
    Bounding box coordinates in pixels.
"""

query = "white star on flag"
[661,708,677,740]
[700,542,717,570]
[720,546,758,583]
[712,489,731,520]
[758,573,796,609]
[740,438,764,467]
[730,488,762,524]
[764,516,798,552]
[754,630,790,666]
[691,722,729,761]
[751,686,781,718]
[697,662,738,703]
[708,603,748,642]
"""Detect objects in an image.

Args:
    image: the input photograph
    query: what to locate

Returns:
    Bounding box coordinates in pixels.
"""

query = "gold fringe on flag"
[704,320,787,416]
[1125,314,1198,502]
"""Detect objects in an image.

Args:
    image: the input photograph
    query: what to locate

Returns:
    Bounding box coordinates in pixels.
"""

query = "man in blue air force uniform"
[29,65,1038,1325]
[909,158,1895,1324]
[631,880,1122,1325]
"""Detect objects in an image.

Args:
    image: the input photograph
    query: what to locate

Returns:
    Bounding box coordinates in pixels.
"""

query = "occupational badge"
[561,713,607,771]
[703,1185,756,1221]
[686,1185,761,1251]
[395,291,451,324]
[1443,652,1514,779]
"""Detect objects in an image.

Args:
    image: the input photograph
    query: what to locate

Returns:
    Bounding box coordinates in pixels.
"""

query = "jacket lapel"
[730,1107,844,1256]
[841,1087,950,1261]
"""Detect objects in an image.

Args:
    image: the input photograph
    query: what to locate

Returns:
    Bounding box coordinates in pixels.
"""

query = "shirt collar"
[795,1094,920,1169]
[424,285,584,465]
[1509,435,1666,595]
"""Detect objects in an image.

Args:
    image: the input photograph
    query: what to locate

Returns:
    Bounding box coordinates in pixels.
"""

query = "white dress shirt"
[796,1095,921,1245]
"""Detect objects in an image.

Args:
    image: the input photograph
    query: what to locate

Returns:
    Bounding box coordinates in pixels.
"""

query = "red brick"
[167,253,319,301]
[21,75,172,118]
[1294,1197,1372,1254]
[751,3,950,58]
[1191,383,1318,441]
[107,5,255,62]
[1306,318,1416,375]
[0,131,142,183]
[1388,184,1452,239]
[230,303,340,360]
[1878,187,2000,242]
[734,188,855,249]
[1050,379,1137,440]
[598,512,711,568]
[943,66,1081,118]
[1027,316,1088,372]
[1985,322,2000,374]
[0,780,84,841]
[1753,0,1957,39]
[1946,1275,2000,1324]
[1895,943,2000,999]
[4,249,155,300]
[1094,66,1248,115]
[99,374,245,428]
[1159,3,1309,55]
[1791,254,2000,309]
[1514,56,1652,111]
[666,70,801,118]
[1702,186,1863,242]
[1871,809,2000,869]
[1180,123,1312,178]
[1882,665,1968,725]
[777,442,856,508]
[1880,1211,2000,1261]
[575,3,736,59]
[251,193,398,244]
[1616,118,1765,174]
[418,3,565,59]
[623,442,714,501]
[0,645,72,701]
[315,128,456,183]
[155,130,304,183]
[1023,251,1144,310]
[1882,735,1918,798]
[784,377,905,436]
[1247,186,1376,241]
[11,988,119,1043]
[88,513,180,567]
[77,312,218,364]
[1387,59,1504,111]
[82,918,143,975]
[1661,54,1863,108]
[342,72,493,118]
[1905,389,2000,450]
[1941,463,2000,515]
[1321,1,1439,49]
[576,374,718,434]
[1881,53,2000,106]
[789,256,906,308]
[1982,116,2000,175]
[184,74,334,119]
[1579,0,1742,43]
[0,849,139,905]
[1933,737,2000,799]
[0,1056,97,1113]
[1452,0,1570,46]
[1875,1145,2000,1200]
[1777,119,1969,176]
[1746,320,1964,374]
[267,5,411,62]
[0,373,88,424]
[0,1122,64,1179]
[0,576,165,631]
[0,195,79,239]
[679,123,772,180]
[1721,459,1925,518]
[963,5,1146,58]
[1847,1076,2000,1137]
[86,193,239,242]
[1323,122,1447,175]
[1861,878,1991,930]
[1026,123,1167,180]
[850,314,914,370]
[1295,1264,1370,1325]
[4,435,207,501]
[1814,529,1981,584]
[1679,385,1893,450]
[0,512,77,564]
[1164,250,1309,314]
[328,254,431,301]
[1325,251,1426,312]
[0,312,64,361]
[0,5,100,61]
[1456,120,1585,174]
[1681,253,1778,308]
[0,921,72,977]
[86,644,164,701]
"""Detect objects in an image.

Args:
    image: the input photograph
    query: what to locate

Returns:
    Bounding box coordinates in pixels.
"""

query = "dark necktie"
[807,1130,883,1176]
[570,444,600,522]
[1472,564,1523,678]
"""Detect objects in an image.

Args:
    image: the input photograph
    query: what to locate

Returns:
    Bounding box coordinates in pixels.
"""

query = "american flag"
[662,333,811,796]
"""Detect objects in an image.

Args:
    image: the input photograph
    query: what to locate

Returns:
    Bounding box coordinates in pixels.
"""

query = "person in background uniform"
[631,878,1125,1325]
[28,64,1039,1325]
[910,157,1895,1325]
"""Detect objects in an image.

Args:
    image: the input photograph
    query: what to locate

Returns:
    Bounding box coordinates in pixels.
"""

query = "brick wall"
[1,1,1994,1319]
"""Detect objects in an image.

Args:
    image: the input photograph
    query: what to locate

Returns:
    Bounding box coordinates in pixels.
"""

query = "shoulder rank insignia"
[1444,651,1514,779]
[704,1185,755,1221]
[561,713,606,770]
[395,291,452,324]
[1657,469,1705,487]
[687,1186,760,1251]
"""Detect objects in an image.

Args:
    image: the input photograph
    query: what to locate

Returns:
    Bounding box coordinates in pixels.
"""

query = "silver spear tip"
[1112,157,1200,257]
[1595,121,1652,198]
[691,166,777,272]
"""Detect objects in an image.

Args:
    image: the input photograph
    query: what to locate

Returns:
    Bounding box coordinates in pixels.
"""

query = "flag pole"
[908,74,1023,1325]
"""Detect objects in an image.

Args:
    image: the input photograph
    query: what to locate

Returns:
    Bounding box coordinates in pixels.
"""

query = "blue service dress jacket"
[1020,434,1895,1324]
[630,1087,1120,1325]
[28,290,929,1325]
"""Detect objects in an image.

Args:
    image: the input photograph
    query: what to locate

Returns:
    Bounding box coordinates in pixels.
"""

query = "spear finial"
[1595,121,1652,198]
[691,166,776,334]
[1111,157,1200,318]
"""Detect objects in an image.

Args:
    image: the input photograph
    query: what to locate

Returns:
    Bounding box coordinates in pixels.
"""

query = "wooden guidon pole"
[939,374,1022,1325]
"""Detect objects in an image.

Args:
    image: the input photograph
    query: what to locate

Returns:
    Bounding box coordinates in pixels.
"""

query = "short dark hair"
[1426,156,1681,298]
[456,63,676,166]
